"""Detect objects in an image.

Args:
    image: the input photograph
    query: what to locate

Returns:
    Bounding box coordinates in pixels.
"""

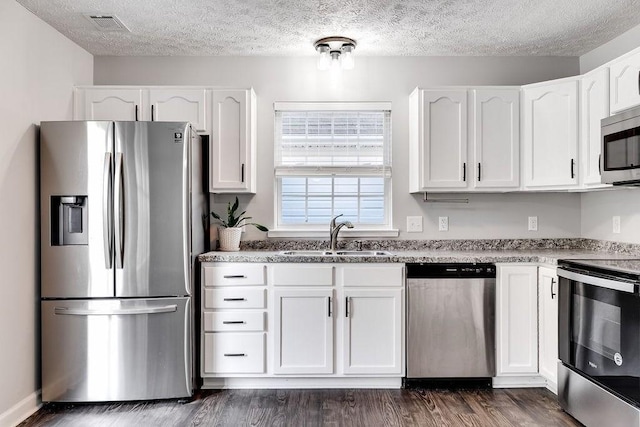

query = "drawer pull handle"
[223,298,246,301]
[222,320,245,324]
[223,353,246,357]
[223,275,247,279]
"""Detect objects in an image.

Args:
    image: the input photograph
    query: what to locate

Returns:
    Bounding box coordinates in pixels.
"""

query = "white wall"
[579,23,640,244]
[95,56,581,241]
[580,21,640,73]
[0,1,92,424]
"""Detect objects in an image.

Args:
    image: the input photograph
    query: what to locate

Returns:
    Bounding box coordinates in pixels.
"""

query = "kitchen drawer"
[203,288,265,309]
[203,311,265,332]
[270,264,334,286]
[203,263,266,287]
[203,332,265,374]
[339,264,404,287]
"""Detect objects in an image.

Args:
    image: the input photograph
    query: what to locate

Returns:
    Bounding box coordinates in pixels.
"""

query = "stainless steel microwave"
[601,106,640,185]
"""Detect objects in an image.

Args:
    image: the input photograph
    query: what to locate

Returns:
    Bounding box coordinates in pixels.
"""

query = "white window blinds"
[275,107,392,176]
[274,103,392,228]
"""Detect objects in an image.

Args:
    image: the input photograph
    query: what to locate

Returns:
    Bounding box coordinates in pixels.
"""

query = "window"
[273,102,393,234]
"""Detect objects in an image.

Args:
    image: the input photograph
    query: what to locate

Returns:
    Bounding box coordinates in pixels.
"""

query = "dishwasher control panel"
[406,263,496,279]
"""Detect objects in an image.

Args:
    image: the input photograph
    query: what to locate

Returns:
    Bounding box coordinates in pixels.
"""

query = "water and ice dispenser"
[51,196,88,246]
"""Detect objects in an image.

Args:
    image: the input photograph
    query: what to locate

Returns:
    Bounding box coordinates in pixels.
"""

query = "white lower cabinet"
[273,289,334,374]
[342,289,403,375]
[496,264,539,376]
[538,266,559,391]
[201,262,404,386]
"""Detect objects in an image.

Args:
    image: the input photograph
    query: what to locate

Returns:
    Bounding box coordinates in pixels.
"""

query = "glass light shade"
[341,44,355,70]
[330,50,341,71]
[316,44,330,70]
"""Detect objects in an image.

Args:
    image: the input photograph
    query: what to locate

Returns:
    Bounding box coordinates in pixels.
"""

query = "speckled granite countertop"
[199,238,640,264]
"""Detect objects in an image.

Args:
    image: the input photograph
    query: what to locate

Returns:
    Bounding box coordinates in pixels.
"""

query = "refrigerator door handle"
[103,153,113,269]
[114,152,124,269]
[182,130,191,296]
[54,305,178,316]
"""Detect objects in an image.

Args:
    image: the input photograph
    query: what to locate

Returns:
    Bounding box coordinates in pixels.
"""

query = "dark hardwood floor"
[20,388,581,427]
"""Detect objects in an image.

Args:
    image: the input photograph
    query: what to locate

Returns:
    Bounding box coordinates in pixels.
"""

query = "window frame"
[269,102,398,238]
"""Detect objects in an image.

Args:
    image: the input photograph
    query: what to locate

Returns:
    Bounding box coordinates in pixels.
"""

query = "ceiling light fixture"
[314,36,357,71]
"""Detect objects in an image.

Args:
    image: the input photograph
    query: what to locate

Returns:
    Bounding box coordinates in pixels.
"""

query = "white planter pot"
[218,227,242,251]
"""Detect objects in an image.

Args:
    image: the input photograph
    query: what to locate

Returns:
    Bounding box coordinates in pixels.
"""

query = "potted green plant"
[208,197,268,251]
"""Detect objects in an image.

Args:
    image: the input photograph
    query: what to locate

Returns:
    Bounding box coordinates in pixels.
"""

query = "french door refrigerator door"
[114,122,192,297]
[41,297,193,402]
[40,121,114,298]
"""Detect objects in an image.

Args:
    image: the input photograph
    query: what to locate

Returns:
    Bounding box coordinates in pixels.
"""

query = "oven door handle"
[557,268,637,293]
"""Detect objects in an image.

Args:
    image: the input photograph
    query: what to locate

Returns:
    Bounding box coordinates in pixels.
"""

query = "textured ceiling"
[15,0,640,56]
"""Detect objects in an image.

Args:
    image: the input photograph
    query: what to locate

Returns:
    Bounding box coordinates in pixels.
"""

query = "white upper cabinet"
[472,89,520,189]
[522,78,579,189]
[210,89,257,193]
[76,87,209,132]
[410,87,519,192]
[148,89,209,132]
[610,48,640,114]
[79,88,143,121]
[581,68,611,188]
[410,89,468,190]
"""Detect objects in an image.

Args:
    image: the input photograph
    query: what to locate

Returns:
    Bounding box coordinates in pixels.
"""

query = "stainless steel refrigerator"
[40,121,206,402]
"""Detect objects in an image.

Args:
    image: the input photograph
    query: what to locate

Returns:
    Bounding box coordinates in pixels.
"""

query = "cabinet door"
[342,289,402,375]
[149,89,209,132]
[496,265,538,375]
[273,289,333,374]
[472,89,520,188]
[82,89,144,121]
[610,49,640,114]
[210,89,255,193]
[581,68,610,187]
[420,90,468,189]
[538,266,558,389]
[522,79,579,188]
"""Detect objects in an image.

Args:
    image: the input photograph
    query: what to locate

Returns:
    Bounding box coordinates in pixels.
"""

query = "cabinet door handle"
[462,162,466,182]
[223,275,246,279]
[599,154,602,175]
[223,298,246,302]
[223,353,246,357]
[327,296,332,317]
[241,163,245,183]
[345,297,350,318]
[222,320,245,324]
[638,70,640,95]
[135,105,139,121]
[550,278,557,299]
[477,163,481,182]
[151,105,155,121]
[570,159,575,179]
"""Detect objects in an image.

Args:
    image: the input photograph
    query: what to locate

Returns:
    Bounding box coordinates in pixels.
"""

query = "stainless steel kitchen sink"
[278,250,393,257]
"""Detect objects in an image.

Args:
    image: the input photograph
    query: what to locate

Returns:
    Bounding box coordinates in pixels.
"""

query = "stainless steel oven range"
[557,259,640,427]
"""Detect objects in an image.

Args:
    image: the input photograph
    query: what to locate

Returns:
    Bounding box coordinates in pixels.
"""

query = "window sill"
[267,229,400,239]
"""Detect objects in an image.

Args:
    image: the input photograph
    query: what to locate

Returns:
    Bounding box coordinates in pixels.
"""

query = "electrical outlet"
[438,216,449,232]
[613,216,621,234]
[407,216,423,232]
[528,216,538,231]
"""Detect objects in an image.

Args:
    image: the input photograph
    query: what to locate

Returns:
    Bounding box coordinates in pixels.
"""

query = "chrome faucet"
[329,214,354,251]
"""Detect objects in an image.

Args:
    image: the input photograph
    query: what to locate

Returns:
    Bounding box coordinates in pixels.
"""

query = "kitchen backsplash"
[238,238,640,254]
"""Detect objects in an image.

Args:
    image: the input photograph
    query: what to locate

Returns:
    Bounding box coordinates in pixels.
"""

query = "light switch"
[407,216,423,232]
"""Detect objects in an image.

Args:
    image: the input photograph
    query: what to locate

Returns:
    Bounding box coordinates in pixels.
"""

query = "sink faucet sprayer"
[329,214,354,251]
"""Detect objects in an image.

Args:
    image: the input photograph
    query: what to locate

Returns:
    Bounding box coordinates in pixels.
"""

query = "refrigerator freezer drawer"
[203,288,266,309]
[203,311,265,332]
[203,332,265,374]
[41,298,193,402]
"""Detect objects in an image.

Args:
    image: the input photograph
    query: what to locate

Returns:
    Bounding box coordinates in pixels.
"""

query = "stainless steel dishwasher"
[406,263,496,382]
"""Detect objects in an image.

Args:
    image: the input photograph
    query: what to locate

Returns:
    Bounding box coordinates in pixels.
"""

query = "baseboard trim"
[492,375,547,388]
[0,390,42,427]
[202,377,402,389]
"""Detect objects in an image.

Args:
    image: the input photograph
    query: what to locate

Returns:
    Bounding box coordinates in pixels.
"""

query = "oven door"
[558,268,640,405]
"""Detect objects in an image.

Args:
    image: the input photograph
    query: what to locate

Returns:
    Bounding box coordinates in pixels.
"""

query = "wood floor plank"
[19,388,581,427]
